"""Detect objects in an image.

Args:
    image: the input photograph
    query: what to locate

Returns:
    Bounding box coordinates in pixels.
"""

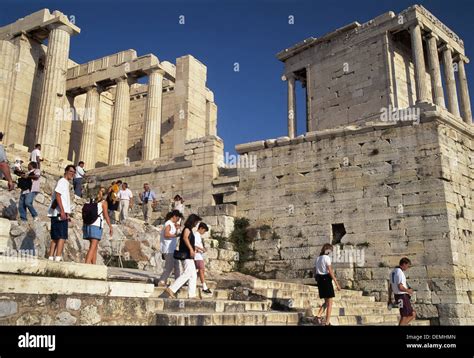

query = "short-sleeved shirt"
[142,190,156,202]
[75,166,85,179]
[118,188,133,200]
[48,177,71,216]
[390,267,408,295]
[194,232,204,261]
[315,254,331,275]
[22,168,41,194]
[0,145,7,163]
[173,201,184,214]
[160,220,177,254]
[30,149,41,163]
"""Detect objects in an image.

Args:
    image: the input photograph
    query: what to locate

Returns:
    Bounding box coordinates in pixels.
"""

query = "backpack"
[18,177,32,191]
[82,199,100,225]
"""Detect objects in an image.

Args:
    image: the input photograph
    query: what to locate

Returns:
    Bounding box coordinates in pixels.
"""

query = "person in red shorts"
[388,257,416,325]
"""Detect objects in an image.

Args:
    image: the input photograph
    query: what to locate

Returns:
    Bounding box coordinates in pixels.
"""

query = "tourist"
[388,257,416,326]
[118,182,133,222]
[139,182,157,225]
[30,144,43,169]
[13,158,25,176]
[83,187,113,264]
[314,243,341,326]
[106,181,120,224]
[157,210,183,286]
[165,214,202,299]
[47,165,76,262]
[0,132,14,190]
[18,162,41,222]
[73,161,86,197]
[172,194,185,215]
[194,222,211,294]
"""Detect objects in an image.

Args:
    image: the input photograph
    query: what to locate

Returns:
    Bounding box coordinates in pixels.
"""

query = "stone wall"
[234,112,473,324]
[0,294,156,325]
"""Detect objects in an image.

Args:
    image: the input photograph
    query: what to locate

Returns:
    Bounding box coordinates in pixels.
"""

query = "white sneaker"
[54,256,63,262]
[48,256,54,261]
[33,217,39,222]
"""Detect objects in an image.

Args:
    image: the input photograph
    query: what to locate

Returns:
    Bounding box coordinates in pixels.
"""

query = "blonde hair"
[96,187,106,202]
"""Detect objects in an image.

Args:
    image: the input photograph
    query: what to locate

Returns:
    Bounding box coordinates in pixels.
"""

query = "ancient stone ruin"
[0,5,472,325]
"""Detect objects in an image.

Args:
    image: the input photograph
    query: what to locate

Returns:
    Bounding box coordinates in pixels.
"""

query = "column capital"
[408,19,425,31]
[84,83,103,93]
[144,67,165,76]
[454,54,470,64]
[439,43,454,53]
[424,31,439,42]
[46,23,77,36]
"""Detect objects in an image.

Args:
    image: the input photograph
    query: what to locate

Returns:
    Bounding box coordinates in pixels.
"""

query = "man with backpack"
[83,187,113,264]
[18,162,41,222]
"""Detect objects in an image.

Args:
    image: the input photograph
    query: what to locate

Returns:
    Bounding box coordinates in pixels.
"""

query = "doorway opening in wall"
[213,194,224,205]
[331,223,346,245]
[294,68,309,135]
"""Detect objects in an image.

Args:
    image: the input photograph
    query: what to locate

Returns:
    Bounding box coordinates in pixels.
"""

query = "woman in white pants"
[157,210,183,286]
[165,214,202,299]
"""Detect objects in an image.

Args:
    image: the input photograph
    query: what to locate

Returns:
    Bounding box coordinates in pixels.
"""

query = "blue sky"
[1,0,473,154]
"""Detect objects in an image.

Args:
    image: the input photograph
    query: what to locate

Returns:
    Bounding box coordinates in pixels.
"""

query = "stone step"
[152,287,233,300]
[250,279,319,293]
[154,311,301,326]
[0,273,154,297]
[154,298,271,313]
[308,306,400,317]
[331,314,401,325]
[0,257,108,281]
[273,297,381,310]
[253,288,374,302]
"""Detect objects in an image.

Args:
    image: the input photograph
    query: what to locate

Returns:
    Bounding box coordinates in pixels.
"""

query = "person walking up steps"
[83,187,113,264]
[157,210,183,286]
[314,243,341,326]
[18,162,41,222]
[165,214,202,299]
[388,257,416,326]
[194,222,211,294]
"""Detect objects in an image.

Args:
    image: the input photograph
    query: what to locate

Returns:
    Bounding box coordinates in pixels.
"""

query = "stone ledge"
[0,257,108,281]
[0,274,155,297]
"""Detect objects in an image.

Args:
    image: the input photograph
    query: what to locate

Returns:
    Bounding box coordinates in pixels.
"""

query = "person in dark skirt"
[314,243,341,325]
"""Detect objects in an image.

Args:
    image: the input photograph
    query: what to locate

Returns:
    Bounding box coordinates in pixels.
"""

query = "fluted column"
[441,45,460,118]
[78,85,101,167]
[425,33,445,107]
[287,73,296,138]
[108,76,130,165]
[456,55,472,124]
[35,24,73,161]
[409,23,430,103]
[142,69,164,160]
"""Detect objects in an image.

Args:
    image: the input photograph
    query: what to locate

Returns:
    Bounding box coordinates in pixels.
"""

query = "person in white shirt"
[73,161,86,197]
[83,187,113,264]
[118,182,133,222]
[47,165,76,262]
[0,132,14,190]
[157,210,183,286]
[388,257,416,325]
[313,243,341,326]
[139,183,157,224]
[194,223,211,294]
[30,144,43,169]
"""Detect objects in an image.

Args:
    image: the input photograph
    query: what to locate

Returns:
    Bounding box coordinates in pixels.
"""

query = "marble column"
[108,76,130,165]
[441,45,460,117]
[425,33,445,107]
[409,23,430,103]
[456,55,472,124]
[78,85,101,167]
[35,24,74,161]
[142,69,164,160]
[287,73,296,138]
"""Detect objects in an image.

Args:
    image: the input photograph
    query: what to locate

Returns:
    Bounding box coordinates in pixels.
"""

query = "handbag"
[173,250,189,261]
